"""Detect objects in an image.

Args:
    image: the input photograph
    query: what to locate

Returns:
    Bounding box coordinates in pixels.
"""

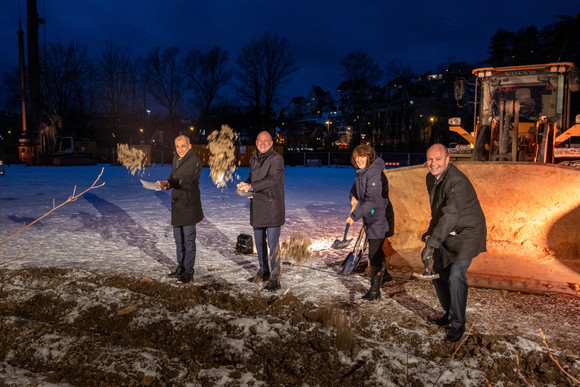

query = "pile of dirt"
[0,267,578,386]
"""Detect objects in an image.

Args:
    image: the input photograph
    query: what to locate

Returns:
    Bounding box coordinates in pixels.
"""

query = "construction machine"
[382,63,580,296]
[449,62,580,163]
[384,163,580,296]
[52,136,97,166]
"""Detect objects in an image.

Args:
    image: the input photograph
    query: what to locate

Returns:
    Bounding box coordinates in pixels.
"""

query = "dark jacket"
[247,147,285,227]
[349,157,392,239]
[425,164,486,267]
[167,149,204,226]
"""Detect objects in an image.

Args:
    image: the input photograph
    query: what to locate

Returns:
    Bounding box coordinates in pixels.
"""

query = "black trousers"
[432,250,473,329]
[368,238,385,267]
[173,224,197,275]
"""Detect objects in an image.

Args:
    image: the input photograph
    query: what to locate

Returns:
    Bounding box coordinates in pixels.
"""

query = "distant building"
[282,86,335,124]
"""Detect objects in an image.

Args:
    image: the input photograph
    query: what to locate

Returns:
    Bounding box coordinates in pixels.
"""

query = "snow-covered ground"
[0,163,578,386]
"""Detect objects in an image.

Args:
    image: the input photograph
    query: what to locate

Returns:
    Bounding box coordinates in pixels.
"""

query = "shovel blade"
[412,272,440,280]
[331,238,352,249]
[339,252,361,275]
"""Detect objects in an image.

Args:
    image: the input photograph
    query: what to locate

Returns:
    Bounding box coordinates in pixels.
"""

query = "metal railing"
[284,151,425,167]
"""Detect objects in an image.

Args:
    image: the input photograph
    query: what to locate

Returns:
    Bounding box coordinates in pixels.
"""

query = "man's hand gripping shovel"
[330,202,358,249]
[412,246,440,280]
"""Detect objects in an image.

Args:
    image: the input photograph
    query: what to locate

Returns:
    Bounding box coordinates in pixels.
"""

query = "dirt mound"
[0,267,579,386]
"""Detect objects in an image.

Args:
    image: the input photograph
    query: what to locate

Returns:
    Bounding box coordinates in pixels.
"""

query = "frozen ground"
[0,164,578,386]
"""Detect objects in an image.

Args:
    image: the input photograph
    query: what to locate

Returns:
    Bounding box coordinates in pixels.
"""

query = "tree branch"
[433,329,470,386]
[539,328,580,384]
[515,353,533,386]
[0,168,105,251]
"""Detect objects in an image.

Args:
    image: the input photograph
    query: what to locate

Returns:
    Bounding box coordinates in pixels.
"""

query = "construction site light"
[448,117,462,126]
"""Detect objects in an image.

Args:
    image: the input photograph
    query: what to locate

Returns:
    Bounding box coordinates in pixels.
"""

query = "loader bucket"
[384,162,580,296]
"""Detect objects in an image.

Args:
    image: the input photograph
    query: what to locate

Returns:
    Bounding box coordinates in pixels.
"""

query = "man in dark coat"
[157,135,204,283]
[422,143,486,343]
[237,131,285,291]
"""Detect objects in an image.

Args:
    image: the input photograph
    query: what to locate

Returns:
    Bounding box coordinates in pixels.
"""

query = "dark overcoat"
[167,149,204,226]
[247,147,285,228]
[349,157,392,239]
[425,164,486,267]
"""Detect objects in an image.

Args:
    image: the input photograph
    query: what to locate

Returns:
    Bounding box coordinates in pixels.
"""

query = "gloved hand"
[420,245,435,277]
[421,245,434,263]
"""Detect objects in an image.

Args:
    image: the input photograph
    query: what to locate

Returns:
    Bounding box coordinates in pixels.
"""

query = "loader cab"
[449,63,580,163]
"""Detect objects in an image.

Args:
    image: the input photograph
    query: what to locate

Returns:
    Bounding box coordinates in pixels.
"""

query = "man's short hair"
[427,143,448,157]
[257,131,273,142]
[175,135,191,144]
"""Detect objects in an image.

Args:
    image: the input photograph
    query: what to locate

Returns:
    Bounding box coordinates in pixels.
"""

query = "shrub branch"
[0,168,105,259]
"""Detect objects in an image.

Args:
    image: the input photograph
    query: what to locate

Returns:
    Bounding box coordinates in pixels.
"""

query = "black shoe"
[263,280,280,291]
[247,272,271,283]
[428,314,451,327]
[382,270,393,285]
[167,266,184,278]
[445,325,465,343]
[177,272,193,284]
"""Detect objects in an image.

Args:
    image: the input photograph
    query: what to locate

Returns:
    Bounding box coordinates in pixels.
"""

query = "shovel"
[331,202,358,249]
[339,228,366,275]
[412,252,440,280]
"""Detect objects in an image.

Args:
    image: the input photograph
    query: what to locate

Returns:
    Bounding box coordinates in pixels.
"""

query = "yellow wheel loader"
[384,63,580,296]
[449,62,580,163]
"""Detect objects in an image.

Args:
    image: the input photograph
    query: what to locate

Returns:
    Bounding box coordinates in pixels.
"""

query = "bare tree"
[183,46,231,115]
[385,59,414,82]
[95,41,147,145]
[96,41,133,118]
[236,41,263,110]
[40,42,91,118]
[340,50,383,87]
[236,32,297,120]
[261,33,297,113]
[144,46,185,120]
[339,50,383,138]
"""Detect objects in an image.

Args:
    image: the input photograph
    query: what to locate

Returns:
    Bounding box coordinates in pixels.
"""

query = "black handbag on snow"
[236,234,254,254]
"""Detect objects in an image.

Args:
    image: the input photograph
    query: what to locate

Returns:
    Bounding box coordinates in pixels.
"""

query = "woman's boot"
[361,264,384,301]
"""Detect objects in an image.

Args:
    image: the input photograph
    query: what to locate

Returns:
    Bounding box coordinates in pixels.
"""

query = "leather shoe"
[263,280,280,291]
[428,314,451,327]
[445,325,465,343]
[177,272,193,284]
[247,272,270,283]
[167,266,184,278]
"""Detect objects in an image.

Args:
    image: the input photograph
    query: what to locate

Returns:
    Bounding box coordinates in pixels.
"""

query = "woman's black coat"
[349,157,392,239]
[167,149,204,226]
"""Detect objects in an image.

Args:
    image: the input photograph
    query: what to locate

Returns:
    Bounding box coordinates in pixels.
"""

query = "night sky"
[1,0,580,109]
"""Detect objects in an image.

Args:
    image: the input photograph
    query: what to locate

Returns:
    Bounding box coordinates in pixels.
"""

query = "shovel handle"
[350,201,357,213]
[342,222,350,240]
[341,202,358,241]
